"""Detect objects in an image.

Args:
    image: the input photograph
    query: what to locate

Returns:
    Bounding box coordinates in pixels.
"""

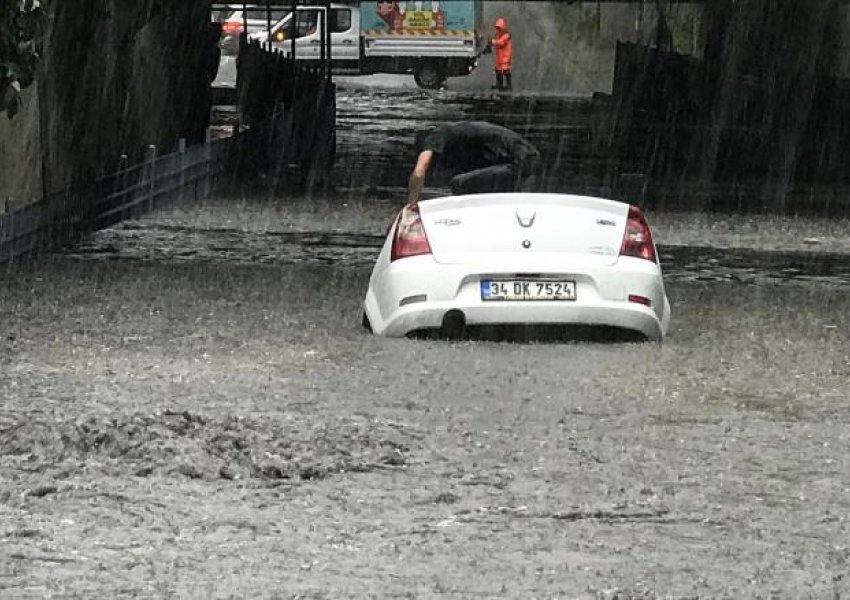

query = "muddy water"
[3,89,850,597]
[3,248,850,597]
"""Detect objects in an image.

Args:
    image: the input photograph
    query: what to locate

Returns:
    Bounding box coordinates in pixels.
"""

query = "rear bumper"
[364,255,669,341]
[367,295,665,341]
[363,37,478,59]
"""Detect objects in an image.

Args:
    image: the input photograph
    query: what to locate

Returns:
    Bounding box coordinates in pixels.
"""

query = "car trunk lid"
[417,193,630,266]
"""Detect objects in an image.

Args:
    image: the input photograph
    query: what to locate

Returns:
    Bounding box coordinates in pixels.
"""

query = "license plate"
[480,279,577,301]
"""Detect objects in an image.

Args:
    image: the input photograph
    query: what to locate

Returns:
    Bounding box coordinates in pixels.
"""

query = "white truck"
[253,1,486,88]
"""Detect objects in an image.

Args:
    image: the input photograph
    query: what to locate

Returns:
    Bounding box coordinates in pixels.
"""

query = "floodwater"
[3,86,850,598]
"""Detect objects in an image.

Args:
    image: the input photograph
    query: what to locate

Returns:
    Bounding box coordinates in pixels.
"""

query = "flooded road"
[3,87,850,598]
[63,219,850,291]
[3,246,850,597]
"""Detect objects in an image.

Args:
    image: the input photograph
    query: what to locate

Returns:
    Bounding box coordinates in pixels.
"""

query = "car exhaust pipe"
[441,309,466,339]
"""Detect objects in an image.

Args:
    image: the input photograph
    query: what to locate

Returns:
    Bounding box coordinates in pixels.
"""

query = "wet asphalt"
[2,87,850,598]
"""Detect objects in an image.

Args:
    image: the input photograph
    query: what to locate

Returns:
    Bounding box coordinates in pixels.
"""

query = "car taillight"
[619,205,657,262]
[391,205,432,261]
[628,293,652,307]
[221,20,243,35]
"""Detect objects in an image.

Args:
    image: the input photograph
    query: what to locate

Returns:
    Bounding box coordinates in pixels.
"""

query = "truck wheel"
[414,63,446,90]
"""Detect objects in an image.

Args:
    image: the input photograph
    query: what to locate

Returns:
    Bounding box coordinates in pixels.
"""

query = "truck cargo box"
[361,0,484,58]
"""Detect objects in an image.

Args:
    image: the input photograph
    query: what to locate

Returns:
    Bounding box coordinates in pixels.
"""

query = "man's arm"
[491,31,510,48]
[407,150,433,206]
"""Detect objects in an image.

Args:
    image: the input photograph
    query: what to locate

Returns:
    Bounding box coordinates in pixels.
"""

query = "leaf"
[0,0,44,116]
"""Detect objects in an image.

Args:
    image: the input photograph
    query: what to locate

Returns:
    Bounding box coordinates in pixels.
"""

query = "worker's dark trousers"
[495,69,512,91]
[449,155,541,195]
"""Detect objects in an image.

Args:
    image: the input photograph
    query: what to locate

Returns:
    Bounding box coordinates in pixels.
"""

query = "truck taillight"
[391,205,431,261]
[619,205,657,262]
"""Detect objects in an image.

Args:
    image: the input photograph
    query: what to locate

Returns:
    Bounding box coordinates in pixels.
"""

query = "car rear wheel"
[440,310,466,339]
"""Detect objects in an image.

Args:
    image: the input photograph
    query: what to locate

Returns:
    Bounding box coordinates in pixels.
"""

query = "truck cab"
[260,4,360,65]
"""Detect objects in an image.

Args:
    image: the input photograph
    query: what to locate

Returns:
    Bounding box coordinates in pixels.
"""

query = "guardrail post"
[117,154,129,220]
[268,102,279,178]
[178,138,187,205]
[272,101,286,182]
[3,198,13,267]
[145,144,157,214]
[204,128,213,199]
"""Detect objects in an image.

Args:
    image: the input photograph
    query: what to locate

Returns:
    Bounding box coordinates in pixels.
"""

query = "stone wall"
[38,0,219,195]
[0,87,41,213]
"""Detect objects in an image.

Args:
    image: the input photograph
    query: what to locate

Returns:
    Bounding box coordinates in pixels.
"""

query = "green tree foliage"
[1,0,45,118]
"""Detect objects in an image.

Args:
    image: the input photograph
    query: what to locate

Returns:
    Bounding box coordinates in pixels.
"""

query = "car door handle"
[310,40,320,44]
[342,39,353,44]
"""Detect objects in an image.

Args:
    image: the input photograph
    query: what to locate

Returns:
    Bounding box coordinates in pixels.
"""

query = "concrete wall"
[0,86,41,213]
[831,5,850,78]
[39,0,219,195]
[1,1,218,203]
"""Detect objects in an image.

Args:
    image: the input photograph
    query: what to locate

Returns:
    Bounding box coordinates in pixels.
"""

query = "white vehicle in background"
[251,0,486,89]
[215,4,293,55]
[212,4,294,88]
[363,194,672,341]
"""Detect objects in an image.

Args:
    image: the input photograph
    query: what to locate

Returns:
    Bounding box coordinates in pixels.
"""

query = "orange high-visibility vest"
[491,30,512,71]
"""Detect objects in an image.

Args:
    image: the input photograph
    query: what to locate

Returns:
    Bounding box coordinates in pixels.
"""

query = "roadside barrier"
[0,131,230,267]
[0,39,337,268]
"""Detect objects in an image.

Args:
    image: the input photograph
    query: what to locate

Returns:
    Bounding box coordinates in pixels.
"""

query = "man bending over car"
[407,121,541,206]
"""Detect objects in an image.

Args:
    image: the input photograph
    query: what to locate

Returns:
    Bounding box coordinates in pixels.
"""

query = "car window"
[239,8,290,23]
[294,10,320,39]
[330,9,352,33]
[248,10,290,22]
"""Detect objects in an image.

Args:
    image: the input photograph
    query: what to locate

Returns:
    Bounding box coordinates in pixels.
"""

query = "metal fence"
[0,133,231,266]
[1,31,339,269]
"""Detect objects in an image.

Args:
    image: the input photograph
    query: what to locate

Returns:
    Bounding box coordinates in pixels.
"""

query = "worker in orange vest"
[490,17,513,91]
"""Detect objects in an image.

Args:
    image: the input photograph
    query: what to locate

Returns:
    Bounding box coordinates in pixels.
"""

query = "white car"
[217,5,292,55]
[363,193,671,341]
